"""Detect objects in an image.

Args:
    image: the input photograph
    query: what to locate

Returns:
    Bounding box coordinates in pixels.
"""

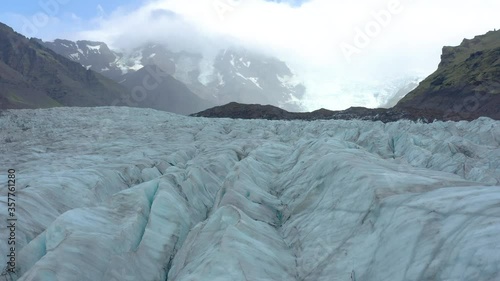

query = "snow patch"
[69,53,81,60]
[248,77,262,89]
[277,74,301,89]
[235,73,263,89]
[230,54,235,67]
[127,51,144,71]
[239,57,251,67]
[217,72,225,86]
[129,63,144,71]
[87,44,101,52]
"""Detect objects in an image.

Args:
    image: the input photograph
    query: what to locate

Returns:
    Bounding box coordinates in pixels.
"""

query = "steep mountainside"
[120,65,213,115]
[396,29,500,120]
[0,23,128,109]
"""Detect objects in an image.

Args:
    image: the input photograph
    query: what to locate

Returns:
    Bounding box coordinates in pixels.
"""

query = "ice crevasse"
[0,107,499,281]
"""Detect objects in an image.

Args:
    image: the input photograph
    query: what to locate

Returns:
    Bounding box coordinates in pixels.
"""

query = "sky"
[1,0,500,110]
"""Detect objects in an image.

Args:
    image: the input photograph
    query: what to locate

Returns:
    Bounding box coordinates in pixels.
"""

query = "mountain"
[37,40,190,82]
[396,29,500,120]
[40,40,307,111]
[30,38,212,114]
[120,65,214,115]
[1,107,499,280]
[199,48,305,111]
[37,39,125,81]
[196,30,500,122]
[0,23,128,109]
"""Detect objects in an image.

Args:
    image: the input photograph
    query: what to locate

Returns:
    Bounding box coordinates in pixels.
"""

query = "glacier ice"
[0,107,499,281]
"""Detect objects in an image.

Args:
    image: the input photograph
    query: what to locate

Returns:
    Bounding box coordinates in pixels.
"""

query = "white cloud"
[69,13,81,22]
[75,0,500,110]
[96,4,106,17]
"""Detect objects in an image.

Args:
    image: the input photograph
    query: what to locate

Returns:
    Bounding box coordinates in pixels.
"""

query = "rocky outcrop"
[191,102,466,123]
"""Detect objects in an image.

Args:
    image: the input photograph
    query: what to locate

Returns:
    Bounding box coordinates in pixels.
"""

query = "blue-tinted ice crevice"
[1,108,499,281]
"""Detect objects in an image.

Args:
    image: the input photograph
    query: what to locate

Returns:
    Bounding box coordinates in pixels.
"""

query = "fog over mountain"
[2,0,498,110]
[34,0,497,110]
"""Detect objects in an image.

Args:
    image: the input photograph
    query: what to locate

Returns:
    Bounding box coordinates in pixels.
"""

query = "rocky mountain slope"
[120,65,214,115]
[0,23,128,109]
[396,29,500,120]
[39,39,307,111]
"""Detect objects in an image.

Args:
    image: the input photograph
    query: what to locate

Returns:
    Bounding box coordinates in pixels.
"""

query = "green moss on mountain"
[397,29,500,120]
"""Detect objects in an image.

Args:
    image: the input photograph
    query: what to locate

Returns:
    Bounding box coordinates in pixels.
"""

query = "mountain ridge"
[0,22,129,109]
[38,39,308,111]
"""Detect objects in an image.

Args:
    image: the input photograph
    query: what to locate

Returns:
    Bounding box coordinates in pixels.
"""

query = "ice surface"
[0,107,499,281]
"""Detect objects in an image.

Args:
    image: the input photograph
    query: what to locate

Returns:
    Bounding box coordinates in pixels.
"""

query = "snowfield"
[1,107,499,281]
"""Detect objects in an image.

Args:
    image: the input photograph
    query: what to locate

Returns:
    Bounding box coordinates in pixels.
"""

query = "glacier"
[0,107,499,281]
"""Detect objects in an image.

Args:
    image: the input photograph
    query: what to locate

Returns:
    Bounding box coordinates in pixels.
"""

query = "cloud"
[69,13,81,22]
[150,9,178,20]
[75,0,500,110]
[96,4,106,18]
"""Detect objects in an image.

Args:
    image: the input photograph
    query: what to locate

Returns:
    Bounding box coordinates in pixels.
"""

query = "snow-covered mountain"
[205,48,306,111]
[35,40,214,114]
[38,39,125,81]
[375,75,423,108]
[40,40,307,111]
[1,107,499,281]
